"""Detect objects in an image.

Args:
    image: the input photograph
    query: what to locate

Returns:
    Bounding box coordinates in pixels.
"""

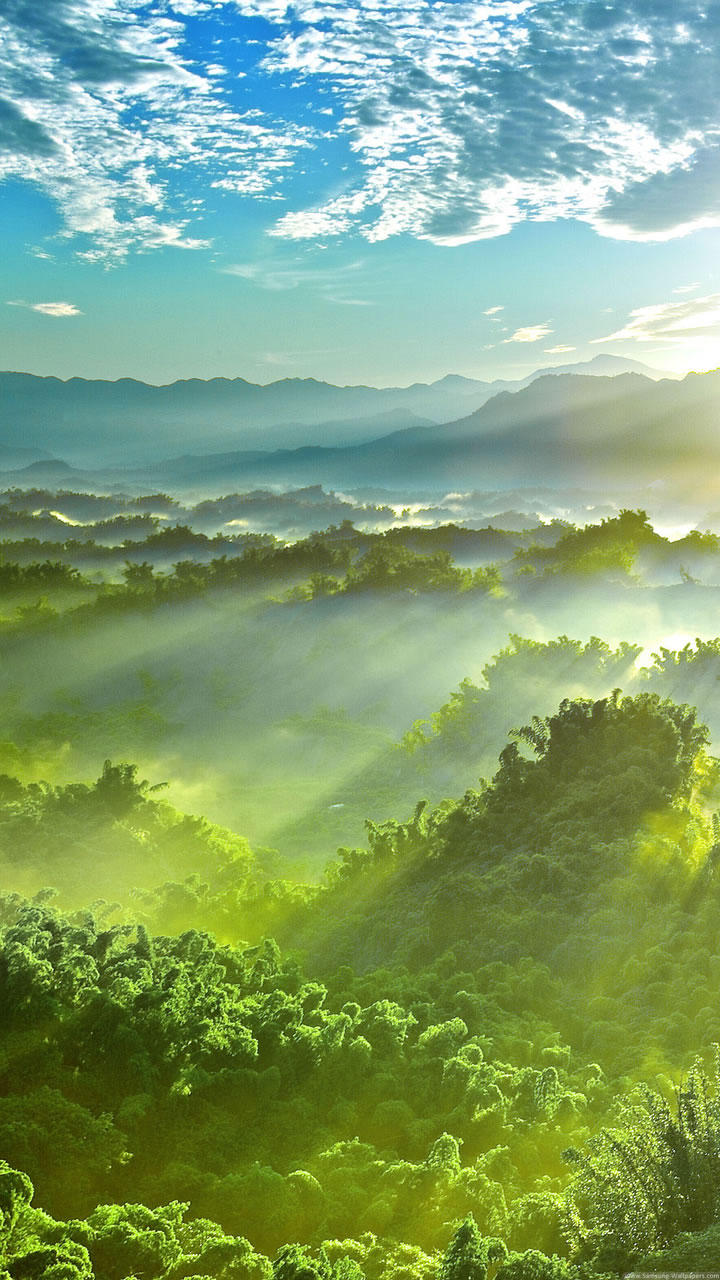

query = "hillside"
[0,688,719,1276]
[0,497,719,1277]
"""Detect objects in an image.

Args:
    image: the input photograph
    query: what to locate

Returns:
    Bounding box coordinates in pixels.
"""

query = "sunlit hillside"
[2,484,720,1277]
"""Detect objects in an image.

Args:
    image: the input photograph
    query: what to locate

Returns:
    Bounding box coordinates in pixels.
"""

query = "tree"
[440,1216,506,1280]
[0,1162,33,1242]
[93,760,166,817]
[273,1244,332,1280]
[426,1134,462,1176]
[122,560,155,591]
[565,1048,720,1267]
[495,1253,572,1280]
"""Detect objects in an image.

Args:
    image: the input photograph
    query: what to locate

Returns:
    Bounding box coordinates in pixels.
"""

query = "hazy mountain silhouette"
[0,458,100,488]
[0,355,670,465]
[116,368,719,497]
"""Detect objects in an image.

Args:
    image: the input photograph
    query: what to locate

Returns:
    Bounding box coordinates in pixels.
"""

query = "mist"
[4,468,720,1275]
[4,493,720,885]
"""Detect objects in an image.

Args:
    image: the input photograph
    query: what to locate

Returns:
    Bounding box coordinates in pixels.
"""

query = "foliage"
[566,1048,720,1267]
[4,499,720,1279]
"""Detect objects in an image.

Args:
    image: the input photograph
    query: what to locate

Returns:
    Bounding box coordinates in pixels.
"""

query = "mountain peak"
[532,353,674,381]
[431,373,488,389]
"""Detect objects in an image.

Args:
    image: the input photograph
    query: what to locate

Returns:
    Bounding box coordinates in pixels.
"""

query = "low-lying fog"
[4,476,720,889]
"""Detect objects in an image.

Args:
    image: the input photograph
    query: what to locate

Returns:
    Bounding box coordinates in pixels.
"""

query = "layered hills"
[0,354,668,466]
[10,365,707,501]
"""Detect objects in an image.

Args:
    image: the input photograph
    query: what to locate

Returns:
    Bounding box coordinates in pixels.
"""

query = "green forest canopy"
[3,500,720,1277]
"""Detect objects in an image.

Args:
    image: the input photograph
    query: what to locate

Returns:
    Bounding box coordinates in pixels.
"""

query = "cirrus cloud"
[591,294,720,346]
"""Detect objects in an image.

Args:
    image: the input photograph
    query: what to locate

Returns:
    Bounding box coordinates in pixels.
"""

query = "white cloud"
[232,0,720,246]
[484,306,504,315]
[545,345,576,354]
[591,294,720,346]
[268,191,370,240]
[169,1,213,11]
[503,324,553,343]
[592,145,720,241]
[590,293,720,368]
[672,282,701,294]
[7,299,83,316]
[0,0,311,261]
[324,295,374,307]
[4,0,720,258]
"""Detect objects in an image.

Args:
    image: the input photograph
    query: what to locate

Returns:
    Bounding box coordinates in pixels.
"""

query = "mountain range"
[0,354,669,466]
[2,358,717,502]
[119,368,715,495]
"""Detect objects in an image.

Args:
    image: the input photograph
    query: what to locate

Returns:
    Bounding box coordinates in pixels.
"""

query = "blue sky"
[2,0,720,386]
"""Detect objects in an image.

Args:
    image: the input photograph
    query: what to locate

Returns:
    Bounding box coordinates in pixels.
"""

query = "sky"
[1,0,720,387]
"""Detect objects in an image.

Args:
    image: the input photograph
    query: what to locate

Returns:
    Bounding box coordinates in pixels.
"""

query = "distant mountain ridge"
[111,366,720,496]
[2,360,715,500]
[0,355,671,466]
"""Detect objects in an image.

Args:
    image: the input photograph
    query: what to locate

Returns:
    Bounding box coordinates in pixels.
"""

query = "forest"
[3,487,720,1279]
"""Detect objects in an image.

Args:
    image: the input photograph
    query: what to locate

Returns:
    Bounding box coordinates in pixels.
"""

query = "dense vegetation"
[4,493,720,1278]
